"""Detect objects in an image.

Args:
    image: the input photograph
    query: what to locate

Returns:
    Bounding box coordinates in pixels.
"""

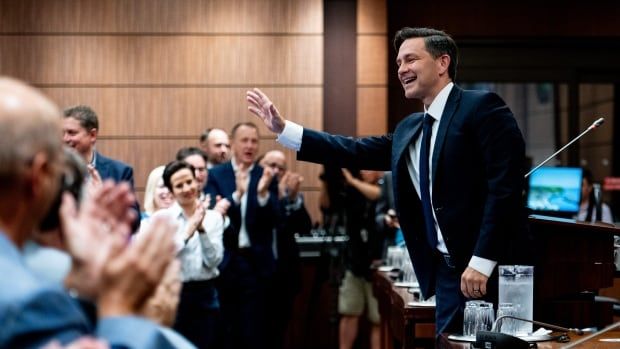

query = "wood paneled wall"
[357,0,387,136]
[0,0,325,223]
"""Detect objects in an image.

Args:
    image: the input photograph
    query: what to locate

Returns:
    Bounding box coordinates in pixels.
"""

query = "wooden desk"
[437,331,620,349]
[373,271,435,349]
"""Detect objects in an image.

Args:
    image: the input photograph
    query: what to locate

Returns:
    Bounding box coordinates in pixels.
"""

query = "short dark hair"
[393,27,458,80]
[176,146,208,163]
[163,160,195,192]
[63,105,99,131]
[231,122,258,139]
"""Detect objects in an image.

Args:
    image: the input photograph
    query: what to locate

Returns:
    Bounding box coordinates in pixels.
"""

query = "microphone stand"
[560,321,620,349]
[525,117,605,178]
[492,315,584,335]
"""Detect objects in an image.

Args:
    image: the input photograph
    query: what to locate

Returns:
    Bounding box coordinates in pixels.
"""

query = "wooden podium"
[529,215,618,328]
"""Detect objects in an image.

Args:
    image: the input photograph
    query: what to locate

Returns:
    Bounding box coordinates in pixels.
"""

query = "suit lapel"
[94,152,110,179]
[431,86,462,185]
[393,113,423,168]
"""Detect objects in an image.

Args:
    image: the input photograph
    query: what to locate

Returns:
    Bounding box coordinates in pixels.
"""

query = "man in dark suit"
[247,27,530,334]
[205,122,279,349]
[62,105,140,231]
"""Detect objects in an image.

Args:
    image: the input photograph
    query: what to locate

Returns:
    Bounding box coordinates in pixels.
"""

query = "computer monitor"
[526,166,583,217]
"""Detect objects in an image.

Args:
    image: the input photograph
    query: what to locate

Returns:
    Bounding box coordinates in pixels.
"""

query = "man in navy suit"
[205,122,279,349]
[62,105,140,231]
[247,27,530,335]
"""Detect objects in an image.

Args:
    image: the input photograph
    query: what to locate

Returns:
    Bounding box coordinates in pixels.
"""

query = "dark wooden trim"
[323,0,356,135]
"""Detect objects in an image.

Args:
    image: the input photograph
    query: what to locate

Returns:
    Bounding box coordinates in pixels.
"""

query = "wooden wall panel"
[41,87,322,136]
[357,0,386,34]
[0,0,323,33]
[357,87,387,136]
[1,0,324,223]
[357,0,387,135]
[0,36,323,84]
[357,35,388,86]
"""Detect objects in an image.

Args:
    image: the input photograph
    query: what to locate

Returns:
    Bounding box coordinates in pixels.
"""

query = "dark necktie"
[419,114,437,249]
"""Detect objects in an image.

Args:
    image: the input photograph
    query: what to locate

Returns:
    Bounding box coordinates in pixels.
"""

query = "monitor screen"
[527,167,583,216]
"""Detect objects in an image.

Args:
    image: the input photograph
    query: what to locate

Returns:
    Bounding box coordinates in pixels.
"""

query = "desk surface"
[438,331,620,349]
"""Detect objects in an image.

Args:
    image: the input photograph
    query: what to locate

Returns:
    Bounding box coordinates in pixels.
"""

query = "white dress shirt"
[230,158,270,248]
[143,203,224,282]
[276,82,495,277]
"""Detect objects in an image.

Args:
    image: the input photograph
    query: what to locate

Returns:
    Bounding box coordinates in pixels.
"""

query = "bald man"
[0,77,177,348]
[199,128,231,168]
[259,149,312,349]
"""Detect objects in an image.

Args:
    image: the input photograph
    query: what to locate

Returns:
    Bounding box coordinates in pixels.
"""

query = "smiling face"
[62,117,96,160]
[169,168,198,207]
[396,37,451,106]
[154,178,174,210]
[232,125,259,167]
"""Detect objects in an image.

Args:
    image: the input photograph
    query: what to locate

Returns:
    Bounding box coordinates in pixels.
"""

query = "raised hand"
[285,171,303,201]
[213,195,231,216]
[97,213,176,317]
[59,181,136,299]
[246,88,286,134]
[234,167,249,199]
[187,200,207,239]
[257,165,275,197]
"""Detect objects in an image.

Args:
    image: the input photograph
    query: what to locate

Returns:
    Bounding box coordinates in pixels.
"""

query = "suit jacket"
[0,232,173,349]
[205,161,279,277]
[297,85,530,298]
[94,151,141,232]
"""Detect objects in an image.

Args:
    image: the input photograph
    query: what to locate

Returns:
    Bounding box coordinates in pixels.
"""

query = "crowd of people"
[1,25,616,349]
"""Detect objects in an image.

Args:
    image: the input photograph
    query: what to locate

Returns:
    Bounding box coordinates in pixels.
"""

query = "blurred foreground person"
[0,77,177,348]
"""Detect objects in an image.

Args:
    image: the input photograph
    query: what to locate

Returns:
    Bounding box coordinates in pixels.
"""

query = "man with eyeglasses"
[176,147,209,193]
[259,150,312,349]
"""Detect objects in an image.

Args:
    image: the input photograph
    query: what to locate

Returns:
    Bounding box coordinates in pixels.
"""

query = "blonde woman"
[142,165,174,220]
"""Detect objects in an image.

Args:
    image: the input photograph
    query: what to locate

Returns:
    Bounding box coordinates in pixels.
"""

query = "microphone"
[560,321,620,349]
[473,315,584,348]
[492,315,584,335]
[525,117,605,178]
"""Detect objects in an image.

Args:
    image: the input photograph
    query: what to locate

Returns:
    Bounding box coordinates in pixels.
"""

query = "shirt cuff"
[468,256,497,277]
[277,120,303,151]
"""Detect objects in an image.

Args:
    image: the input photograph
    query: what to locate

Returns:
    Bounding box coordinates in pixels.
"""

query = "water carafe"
[498,265,534,336]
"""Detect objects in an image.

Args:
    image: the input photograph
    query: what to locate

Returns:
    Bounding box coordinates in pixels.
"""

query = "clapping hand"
[257,165,275,198]
[59,180,136,299]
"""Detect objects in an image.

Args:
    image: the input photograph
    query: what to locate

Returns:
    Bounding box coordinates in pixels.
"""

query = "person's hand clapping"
[257,165,275,197]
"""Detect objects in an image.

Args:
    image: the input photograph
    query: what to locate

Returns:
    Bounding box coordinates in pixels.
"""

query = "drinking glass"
[496,303,517,335]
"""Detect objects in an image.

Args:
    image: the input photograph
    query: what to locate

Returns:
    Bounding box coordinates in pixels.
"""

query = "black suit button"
[434,207,443,212]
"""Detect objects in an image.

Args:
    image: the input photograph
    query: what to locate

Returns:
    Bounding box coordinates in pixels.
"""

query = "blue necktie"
[419,114,437,249]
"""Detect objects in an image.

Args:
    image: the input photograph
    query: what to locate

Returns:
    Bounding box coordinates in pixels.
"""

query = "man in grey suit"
[0,77,177,348]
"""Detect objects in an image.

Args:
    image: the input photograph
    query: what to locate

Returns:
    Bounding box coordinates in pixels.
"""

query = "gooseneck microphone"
[474,315,585,348]
[492,315,584,335]
[560,321,620,349]
[525,117,605,178]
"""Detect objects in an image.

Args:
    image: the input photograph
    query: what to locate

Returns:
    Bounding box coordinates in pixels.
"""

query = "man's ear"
[437,54,451,77]
[89,128,98,143]
[27,152,55,199]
